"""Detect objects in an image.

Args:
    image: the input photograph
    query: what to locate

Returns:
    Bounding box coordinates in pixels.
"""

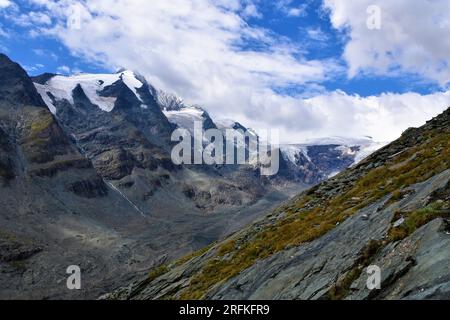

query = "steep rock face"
[306,144,358,176]
[101,77,174,146]
[104,108,450,300]
[0,54,94,181]
[346,218,449,300]
[0,54,46,107]
[38,73,178,203]
[276,149,323,185]
[0,126,15,182]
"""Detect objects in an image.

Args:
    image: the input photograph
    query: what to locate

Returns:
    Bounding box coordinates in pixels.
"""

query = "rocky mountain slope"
[104,107,450,300]
[0,53,385,300]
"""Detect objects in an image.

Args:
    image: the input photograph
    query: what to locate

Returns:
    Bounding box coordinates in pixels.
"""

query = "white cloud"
[287,7,306,17]
[305,27,329,42]
[240,89,450,143]
[323,0,450,86]
[0,0,11,9]
[24,63,45,73]
[57,65,71,74]
[242,3,262,19]
[0,26,8,38]
[0,43,8,53]
[13,0,450,144]
[22,1,337,116]
[274,1,308,18]
[33,48,58,60]
[11,11,52,26]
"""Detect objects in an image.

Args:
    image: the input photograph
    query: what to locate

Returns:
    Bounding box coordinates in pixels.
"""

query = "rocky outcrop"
[0,231,42,263]
[66,177,109,198]
[31,73,57,86]
[0,126,15,182]
[0,54,46,107]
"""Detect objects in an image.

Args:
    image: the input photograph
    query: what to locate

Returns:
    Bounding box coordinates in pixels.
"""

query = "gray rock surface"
[347,218,449,300]
[115,170,449,301]
[210,170,450,300]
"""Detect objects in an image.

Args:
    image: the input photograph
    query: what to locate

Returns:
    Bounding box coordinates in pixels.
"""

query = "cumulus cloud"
[0,0,11,9]
[12,11,52,26]
[21,1,337,121]
[242,89,450,143]
[242,2,262,19]
[9,0,450,143]
[323,0,450,86]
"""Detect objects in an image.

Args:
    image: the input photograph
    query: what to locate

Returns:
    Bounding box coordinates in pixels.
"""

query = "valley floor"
[0,183,302,300]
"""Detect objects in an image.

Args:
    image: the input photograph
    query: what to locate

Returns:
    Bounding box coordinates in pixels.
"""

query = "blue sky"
[1,0,450,142]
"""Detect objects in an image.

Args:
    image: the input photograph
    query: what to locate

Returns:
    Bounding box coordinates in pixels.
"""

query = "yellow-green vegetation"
[9,260,26,271]
[146,243,217,289]
[148,264,170,281]
[388,201,450,242]
[389,189,412,203]
[0,229,18,242]
[173,126,450,300]
[22,109,62,163]
[328,240,383,300]
[29,110,54,138]
[175,242,216,267]
[328,200,449,299]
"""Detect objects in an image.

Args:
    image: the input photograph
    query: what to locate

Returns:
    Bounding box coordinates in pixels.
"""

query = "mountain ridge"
[33,68,383,190]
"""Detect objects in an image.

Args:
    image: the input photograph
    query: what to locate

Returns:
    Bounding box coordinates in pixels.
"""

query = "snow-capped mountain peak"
[32,69,385,186]
[280,135,387,180]
[33,70,150,114]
